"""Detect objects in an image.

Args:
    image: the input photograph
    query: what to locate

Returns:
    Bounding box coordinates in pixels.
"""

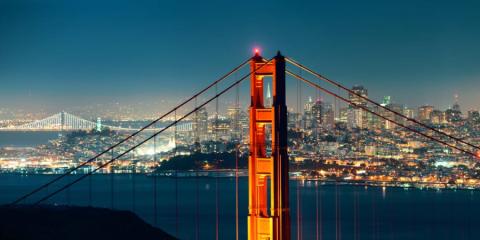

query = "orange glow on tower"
[248,52,290,240]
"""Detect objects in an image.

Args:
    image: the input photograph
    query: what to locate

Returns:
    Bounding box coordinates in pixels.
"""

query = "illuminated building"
[265,82,272,107]
[303,96,314,130]
[347,85,369,129]
[321,102,335,129]
[192,107,208,142]
[338,107,348,123]
[418,105,434,122]
[467,110,480,123]
[403,107,415,118]
[349,85,368,107]
[311,98,322,130]
[96,117,102,132]
[227,106,241,141]
[381,96,391,106]
[445,97,463,123]
[430,110,446,124]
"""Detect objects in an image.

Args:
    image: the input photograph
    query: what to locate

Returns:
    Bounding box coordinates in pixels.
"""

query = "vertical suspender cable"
[336,181,340,240]
[110,148,114,209]
[315,168,319,240]
[195,97,200,240]
[315,67,320,240]
[319,179,323,240]
[235,71,240,240]
[132,151,136,213]
[296,69,300,130]
[174,110,179,238]
[372,193,376,240]
[215,83,220,240]
[300,71,303,240]
[354,191,359,240]
[296,74,301,240]
[235,143,239,240]
[88,162,92,206]
[153,129,157,225]
[335,84,342,240]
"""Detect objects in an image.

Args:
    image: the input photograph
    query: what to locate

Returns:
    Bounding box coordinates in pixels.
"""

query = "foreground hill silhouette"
[0,205,176,240]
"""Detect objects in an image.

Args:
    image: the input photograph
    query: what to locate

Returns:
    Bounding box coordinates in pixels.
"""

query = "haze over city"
[1,0,480,115]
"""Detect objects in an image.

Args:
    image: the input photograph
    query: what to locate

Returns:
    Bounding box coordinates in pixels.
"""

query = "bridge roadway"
[0,111,193,132]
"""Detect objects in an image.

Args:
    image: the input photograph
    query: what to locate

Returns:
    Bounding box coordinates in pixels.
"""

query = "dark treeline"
[157,152,248,171]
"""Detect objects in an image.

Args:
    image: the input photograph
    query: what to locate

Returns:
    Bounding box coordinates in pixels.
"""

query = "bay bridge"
[0,111,193,132]
[5,51,480,240]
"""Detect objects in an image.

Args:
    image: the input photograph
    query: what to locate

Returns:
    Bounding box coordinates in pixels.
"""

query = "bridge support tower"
[248,52,290,240]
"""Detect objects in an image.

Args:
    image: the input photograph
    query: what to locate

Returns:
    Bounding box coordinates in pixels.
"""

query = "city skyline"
[1,0,480,112]
[0,87,474,121]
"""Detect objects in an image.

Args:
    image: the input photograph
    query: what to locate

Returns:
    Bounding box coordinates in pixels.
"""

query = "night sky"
[1,0,480,113]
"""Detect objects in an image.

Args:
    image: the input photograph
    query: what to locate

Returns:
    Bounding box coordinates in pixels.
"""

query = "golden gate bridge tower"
[248,51,290,240]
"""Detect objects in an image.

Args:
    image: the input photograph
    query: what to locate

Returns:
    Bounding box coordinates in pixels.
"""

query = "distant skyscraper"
[321,102,335,129]
[452,94,461,112]
[418,105,434,122]
[403,107,415,119]
[265,83,272,107]
[311,98,322,130]
[430,110,446,124]
[348,108,365,129]
[348,85,369,128]
[338,107,349,123]
[287,110,300,129]
[446,95,463,123]
[193,107,208,142]
[381,96,391,107]
[403,107,415,126]
[304,96,314,130]
[227,106,241,141]
[349,85,368,107]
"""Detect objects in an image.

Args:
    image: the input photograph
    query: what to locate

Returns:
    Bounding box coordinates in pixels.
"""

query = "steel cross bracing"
[248,52,290,240]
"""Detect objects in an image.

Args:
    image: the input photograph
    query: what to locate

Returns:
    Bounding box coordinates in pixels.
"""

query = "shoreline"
[1,170,478,191]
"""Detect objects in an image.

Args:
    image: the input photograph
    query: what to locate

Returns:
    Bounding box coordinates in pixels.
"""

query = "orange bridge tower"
[248,52,290,240]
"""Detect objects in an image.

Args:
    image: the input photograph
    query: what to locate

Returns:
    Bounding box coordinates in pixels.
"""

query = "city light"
[1,1,480,239]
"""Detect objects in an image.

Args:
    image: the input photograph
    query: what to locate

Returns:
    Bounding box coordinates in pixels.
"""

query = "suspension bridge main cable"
[29,57,275,205]
[286,57,480,152]
[286,70,479,158]
[10,57,252,206]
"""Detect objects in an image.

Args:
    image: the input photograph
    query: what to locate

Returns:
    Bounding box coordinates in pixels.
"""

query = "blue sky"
[1,0,479,112]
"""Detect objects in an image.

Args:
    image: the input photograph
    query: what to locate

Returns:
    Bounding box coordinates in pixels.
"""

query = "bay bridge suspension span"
[7,51,480,240]
[0,111,193,132]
